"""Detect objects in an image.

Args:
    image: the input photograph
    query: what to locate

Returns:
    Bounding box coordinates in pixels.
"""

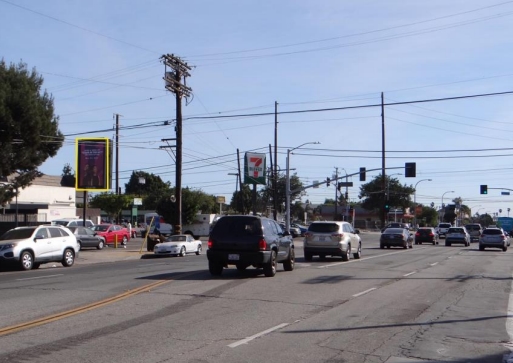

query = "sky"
[2,0,513,218]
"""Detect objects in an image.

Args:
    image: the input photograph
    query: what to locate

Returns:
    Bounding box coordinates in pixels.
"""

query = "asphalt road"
[0,232,512,363]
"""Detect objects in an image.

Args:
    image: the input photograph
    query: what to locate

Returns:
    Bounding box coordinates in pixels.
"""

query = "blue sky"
[2,0,513,218]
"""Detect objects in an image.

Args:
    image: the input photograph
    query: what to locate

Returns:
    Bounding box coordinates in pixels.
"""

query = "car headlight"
[0,243,16,251]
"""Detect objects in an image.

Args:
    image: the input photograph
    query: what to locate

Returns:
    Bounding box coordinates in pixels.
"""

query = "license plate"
[319,237,325,242]
[228,254,240,261]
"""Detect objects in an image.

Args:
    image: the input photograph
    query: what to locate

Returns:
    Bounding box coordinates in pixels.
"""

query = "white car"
[154,234,203,257]
[0,225,79,270]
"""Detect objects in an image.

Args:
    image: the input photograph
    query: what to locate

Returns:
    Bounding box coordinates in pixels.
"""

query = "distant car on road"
[436,223,452,239]
[445,227,470,247]
[279,223,301,238]
[465,223,482,243]
[479,228,508,251]
[154,234,202,257]
[381,222,409,232]
[291,223,308,237]
[303,221,361,261]
[414,227,438,245]
[380,228,413,249]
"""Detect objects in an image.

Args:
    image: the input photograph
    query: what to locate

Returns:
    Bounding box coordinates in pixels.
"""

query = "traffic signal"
[359,167,366,181]
[405,162,416,178]
[326,177,330,187]
[480,185,488,194]
[384,203,390,213]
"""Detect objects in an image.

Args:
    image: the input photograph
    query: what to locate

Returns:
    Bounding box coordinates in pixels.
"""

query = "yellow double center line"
[0,279,170,337]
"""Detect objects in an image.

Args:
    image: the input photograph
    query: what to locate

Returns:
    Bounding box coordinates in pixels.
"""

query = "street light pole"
[413,178,432,228]
[441,190,455,223]
[286,142,319,233]
[228,173,239,213]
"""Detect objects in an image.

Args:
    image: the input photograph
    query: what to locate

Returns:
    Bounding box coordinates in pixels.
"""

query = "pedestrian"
[127,222,132,238]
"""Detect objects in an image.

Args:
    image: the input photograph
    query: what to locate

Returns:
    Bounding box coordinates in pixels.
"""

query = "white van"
[52,218,95,228]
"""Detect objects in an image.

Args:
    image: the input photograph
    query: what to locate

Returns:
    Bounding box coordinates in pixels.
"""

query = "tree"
[89,193,132,221]
[259,172,305,215]
[0,60,64,204]
[230,184,253,215]
[417,205,438,227]
[124,171,171,210]
[359,174,415,225]
[60,163,75,187]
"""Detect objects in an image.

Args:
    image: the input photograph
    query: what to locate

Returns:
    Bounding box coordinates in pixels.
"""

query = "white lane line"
[317,247,428,269]
[352,287,377,297]
[228,323,289,348]
[16,274,63,281]
[504,272,513,361]
[403,271,417,277]
[430,262,438,266]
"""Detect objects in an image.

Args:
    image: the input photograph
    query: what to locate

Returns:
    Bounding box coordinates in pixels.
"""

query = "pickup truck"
[436,223,452,239]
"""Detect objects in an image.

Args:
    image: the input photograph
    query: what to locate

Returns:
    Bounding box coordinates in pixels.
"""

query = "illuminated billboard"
[75,138,111,191]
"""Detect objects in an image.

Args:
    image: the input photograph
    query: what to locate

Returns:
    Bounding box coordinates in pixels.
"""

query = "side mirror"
[283,230,291,236]
[34,234,44,241]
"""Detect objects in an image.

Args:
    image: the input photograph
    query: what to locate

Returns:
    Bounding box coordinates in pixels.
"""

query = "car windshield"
[308,223,340,233]
[92,225,109,232]
[383,228,405,234]
[484,229,503,235]
[168,235,187,242]
[52,220,69,226]
[0,228,36,240]
[448,228,464,233]
[465,225,480,231]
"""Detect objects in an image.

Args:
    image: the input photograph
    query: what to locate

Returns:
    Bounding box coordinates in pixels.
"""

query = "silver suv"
[304,221,361,261]
[0,225,79,270]
[436,223,452,239]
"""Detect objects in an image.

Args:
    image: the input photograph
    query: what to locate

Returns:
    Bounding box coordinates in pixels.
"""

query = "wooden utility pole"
[273,101,278,221]
[115,113,120,195]
[381,92,386,227]
[161,54,192,235]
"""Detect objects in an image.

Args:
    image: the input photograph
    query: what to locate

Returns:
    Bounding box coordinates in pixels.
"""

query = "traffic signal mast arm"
[290,166,404,194]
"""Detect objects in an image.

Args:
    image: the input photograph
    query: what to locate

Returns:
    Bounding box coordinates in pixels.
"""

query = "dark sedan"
[67,226,105,250]
[380,228,413,249]
[415,227,438,245]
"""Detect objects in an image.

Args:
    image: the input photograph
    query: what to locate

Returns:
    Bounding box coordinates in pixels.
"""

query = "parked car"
[207,215,295,277]
[436,223,452,239]
[303,221,361,261]
[154,234,202,257]
[67,226,105,250]
[414,227,438,245]
[479,228,508,251]
[380,228,413,249]
[291,223,308,237]
[445,227,470,247]
[0,225,79,270]
[91,224,130,245]
[279,223,301,238]
[465,223,483,243]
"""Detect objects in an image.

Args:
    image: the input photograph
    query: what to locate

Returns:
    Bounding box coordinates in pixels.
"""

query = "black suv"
[207,215,295,277]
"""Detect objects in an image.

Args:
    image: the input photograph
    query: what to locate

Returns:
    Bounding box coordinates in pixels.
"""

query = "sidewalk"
[75,243,151,265]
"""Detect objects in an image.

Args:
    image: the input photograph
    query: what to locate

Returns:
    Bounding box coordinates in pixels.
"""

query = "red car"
[91,224,130,245]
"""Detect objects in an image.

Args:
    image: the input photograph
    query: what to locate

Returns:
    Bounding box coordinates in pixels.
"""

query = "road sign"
[502,191,510,195]
[337,182,353,187]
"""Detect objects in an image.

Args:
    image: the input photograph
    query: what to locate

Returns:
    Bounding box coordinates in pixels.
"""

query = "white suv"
[0,225,79,270]
[304,221,362,261]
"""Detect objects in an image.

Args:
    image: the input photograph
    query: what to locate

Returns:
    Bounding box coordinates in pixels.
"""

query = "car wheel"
[209,261,223,276]
[503,246,508,252]
[342,245,351,261]
[283,248,295,271]
[479,245,485,251]
[19,251,34,271]
[446,242,451,247]
[319,254,326,260]
[380,244,384,249]
[61,248,75,267]
[419,242,422,245]
[263,250,277,277]
[353,243,362,259]
[387,245,391,249]
[179,246,186,257]
[121,236,128,245]
[32,263,41,269]
[97,239,104,250]
[77,241,82,251]
[196,245,202,255]
[304,252,313,261]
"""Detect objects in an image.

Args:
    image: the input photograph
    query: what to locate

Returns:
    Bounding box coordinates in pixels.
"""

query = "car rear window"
[383,228,405,234]
[418,229,432,234]
[212,217,262,236]
[308,223,340,233]
[465,225,481,231]
[483,229,502,235]
[448,228,464,233]
[439,224,451,228]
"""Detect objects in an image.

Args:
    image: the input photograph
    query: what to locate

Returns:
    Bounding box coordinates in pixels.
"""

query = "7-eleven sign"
[244,152,266,185]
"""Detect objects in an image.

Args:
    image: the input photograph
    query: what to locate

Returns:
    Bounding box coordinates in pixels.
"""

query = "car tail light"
[259,238,267,250]
[501,235,506,241]
[305,232,312,238]
[331,233,343,239]
[207,238,213,249]
[429,233,434,237]
[415,232,420,236]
